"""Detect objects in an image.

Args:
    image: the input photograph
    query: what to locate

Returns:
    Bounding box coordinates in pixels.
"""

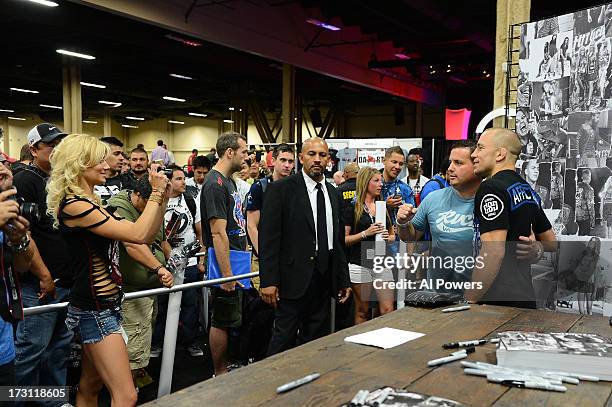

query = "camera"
[156,167,174,178]
[8,196,40,223]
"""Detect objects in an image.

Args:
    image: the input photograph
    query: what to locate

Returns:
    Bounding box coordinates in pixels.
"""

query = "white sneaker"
[150,346,162,358]
[187,344,204,357]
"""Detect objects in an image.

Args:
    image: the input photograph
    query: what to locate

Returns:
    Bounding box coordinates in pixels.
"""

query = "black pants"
[0,360,14,386]
[267,272,331,356]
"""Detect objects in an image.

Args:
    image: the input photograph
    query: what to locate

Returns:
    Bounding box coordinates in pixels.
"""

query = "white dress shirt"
[302,169,334,250]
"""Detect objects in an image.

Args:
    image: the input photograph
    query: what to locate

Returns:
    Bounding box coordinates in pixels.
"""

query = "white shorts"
[349,263,394,284]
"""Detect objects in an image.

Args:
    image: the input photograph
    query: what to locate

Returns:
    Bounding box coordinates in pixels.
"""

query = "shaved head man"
[259,136,351,356]
[472,128,522,179]
[468,128,556,308]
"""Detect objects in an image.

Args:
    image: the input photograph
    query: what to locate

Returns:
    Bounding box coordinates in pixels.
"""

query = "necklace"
[363,201,375,224]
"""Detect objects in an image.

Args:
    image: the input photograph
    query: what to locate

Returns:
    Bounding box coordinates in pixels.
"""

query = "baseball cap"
[27,123,67,147]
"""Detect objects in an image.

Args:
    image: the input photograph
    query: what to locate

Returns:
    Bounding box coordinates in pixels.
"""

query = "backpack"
[239,287,274,364]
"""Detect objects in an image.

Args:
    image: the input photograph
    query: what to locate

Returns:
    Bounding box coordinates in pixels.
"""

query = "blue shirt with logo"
[0,232,15,366]
[381,178,415,224]
[411,187,474,289]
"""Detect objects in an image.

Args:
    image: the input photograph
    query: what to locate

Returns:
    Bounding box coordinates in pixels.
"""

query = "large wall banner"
[518,5,612,316]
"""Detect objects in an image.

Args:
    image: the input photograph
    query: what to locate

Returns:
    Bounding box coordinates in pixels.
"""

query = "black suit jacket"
[259,172,350,300]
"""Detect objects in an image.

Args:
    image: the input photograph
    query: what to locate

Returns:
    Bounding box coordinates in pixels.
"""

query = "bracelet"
[396,219,410,228]
[535,242,544,260]
[12,236,30,254]
[361,231,367,240]
[152,264,164,274]
[148,195,163,206]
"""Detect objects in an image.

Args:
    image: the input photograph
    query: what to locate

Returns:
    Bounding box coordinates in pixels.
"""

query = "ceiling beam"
[70,0,442,106]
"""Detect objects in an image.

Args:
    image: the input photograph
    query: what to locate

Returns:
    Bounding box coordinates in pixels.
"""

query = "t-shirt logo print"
[480,193,504,221]
[232,192,246,236]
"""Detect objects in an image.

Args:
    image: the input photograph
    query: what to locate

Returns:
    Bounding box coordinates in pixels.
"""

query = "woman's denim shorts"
[65,304,123,344]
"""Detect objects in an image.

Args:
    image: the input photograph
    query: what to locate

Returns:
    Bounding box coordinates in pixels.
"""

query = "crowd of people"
[0,123,563,406]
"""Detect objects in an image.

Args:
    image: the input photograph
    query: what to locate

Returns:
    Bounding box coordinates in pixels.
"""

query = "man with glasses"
[13,124,74,398]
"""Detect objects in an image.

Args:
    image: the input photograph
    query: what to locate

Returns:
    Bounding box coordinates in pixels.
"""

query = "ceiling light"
[394,53,411,60]
[168,120,184,125]
[56,49,96,60]
[169,73,194,80]
[163,96,186,102]
[165,34,202,47]
[24,0,58,6]
[80,81,106,89]
[486,73,491,78]
[126,116,145,121]
[98,100,122,108]
[305,18,341,31]
[83,120,98,124]
[10,87,38,94]
[228,107,235,111]
[430,70,436,74]
[0,109,14,113]
[39,104,62,110]
[122,124,138,129]
[8,117,26,121]
[223,119,234,123]
[446,69,451,73]
[188,112,208,117]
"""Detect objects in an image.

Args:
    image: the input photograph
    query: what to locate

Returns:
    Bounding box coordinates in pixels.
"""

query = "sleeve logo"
[480,193,504,221]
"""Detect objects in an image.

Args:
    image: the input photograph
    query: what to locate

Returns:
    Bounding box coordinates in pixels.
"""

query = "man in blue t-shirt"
[396,141,481,290]
[381,146,415,225]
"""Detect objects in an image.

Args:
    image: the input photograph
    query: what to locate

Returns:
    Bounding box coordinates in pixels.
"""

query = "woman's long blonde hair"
[46,133,110,228]
[353,166,389,230]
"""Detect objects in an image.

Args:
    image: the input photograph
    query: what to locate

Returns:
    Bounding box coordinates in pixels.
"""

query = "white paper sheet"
[344,327,425,349]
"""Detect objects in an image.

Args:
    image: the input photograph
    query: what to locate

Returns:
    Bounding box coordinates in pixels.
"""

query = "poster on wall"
[357,148,385,170]
[518,5,612,315]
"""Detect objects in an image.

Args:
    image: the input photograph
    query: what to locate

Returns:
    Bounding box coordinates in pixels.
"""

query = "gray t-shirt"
[201,169,247,251]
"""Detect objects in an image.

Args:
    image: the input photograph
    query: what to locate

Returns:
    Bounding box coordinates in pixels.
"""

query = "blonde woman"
[343,167,394,324]
[47,134,172,407]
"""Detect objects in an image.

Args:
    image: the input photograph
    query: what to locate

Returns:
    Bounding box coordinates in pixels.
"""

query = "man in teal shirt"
[396,141,480,290]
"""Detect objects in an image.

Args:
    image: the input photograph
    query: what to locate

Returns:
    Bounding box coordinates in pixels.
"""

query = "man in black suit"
[259,137,352,356]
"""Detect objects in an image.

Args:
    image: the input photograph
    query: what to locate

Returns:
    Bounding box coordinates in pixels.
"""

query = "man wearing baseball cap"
[13,123,74,395]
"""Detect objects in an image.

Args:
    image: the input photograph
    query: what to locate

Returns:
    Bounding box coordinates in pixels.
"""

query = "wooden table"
[145,305,612,406]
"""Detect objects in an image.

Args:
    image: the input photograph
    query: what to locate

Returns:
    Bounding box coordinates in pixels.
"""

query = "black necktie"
[315,183,329,272]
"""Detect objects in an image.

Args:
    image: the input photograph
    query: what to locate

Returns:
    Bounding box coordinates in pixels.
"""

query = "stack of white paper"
[344,327,425,349]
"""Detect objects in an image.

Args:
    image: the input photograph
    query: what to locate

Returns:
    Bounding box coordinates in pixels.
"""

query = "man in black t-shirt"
[468,128,557,308]
[201,132,249,376]
[337,162,359,210]
[13,123,73,391]
[246,143,295,256]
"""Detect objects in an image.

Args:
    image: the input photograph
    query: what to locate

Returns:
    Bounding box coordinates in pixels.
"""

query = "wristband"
[396,219,410,228]
[152,264,164,274]
[361,231,367,240]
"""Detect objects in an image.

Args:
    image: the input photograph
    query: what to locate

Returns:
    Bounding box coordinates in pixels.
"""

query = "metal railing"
[21,271,259,399]
[23,272,259,316]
